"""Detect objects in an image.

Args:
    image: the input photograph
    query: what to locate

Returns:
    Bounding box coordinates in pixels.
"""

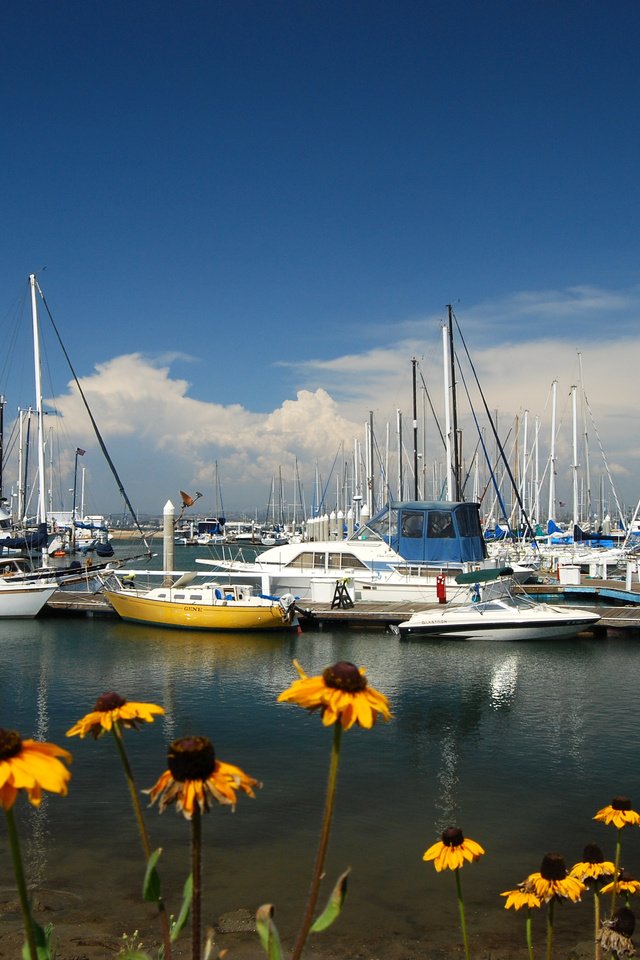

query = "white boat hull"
[203,558,531,604]
[0,581,58,618]
[398,598,601,641]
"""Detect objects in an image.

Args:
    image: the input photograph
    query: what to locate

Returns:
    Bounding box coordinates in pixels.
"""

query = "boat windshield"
[353,506,398,544]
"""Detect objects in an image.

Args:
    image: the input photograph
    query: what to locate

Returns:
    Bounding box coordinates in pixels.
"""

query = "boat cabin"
[355,500,487,564]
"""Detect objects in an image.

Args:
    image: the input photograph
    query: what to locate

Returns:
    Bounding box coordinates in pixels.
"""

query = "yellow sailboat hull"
[103,589,293,631]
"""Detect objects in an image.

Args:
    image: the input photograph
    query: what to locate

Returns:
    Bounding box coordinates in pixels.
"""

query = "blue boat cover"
[359,501,487,564]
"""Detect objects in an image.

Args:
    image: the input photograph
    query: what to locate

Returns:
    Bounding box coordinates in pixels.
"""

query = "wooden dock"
[43,580,640,634]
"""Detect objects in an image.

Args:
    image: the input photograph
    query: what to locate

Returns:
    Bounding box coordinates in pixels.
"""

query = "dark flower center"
[0,728,22,760]
[583,843,604,864]
[322,661,367,692]
[94,691,127,711]
[168,736,216,782]
[540,853,567,880]
[612,795,632,811]
[611,907,636,937]
[441,827,464,847]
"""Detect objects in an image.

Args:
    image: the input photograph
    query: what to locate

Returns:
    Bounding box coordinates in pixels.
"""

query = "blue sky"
[1,1,639,519]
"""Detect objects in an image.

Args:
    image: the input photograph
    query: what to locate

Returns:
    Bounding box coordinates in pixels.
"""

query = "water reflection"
[489,654,519,710]
[26,653,51,887]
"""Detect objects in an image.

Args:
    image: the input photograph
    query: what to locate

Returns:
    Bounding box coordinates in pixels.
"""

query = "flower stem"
[611,829,622,915]
[111,723,172,959]
[4,806,38,960]
[526,908,534,960]
[191,807,202,960]
[455,867,470,960]
[546,898,555,960]
[594,889,601,960]
[291,722,343,960]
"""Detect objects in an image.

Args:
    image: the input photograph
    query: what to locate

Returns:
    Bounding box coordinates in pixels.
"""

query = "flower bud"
[94,692,127,711]
[540,853,567,881]
[322,661,367,692]
[167,736,216,782]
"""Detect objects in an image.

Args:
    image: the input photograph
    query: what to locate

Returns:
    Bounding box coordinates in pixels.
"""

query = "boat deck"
[44,579,640,633]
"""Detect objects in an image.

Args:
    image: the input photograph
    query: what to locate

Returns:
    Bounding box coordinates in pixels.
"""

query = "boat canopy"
[354,501,487,564]
[455,566,513,585]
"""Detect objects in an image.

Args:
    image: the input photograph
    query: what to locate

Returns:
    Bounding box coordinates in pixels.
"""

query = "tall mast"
[571,384,579,527]
[447,305,461,500]
[442,323,454,501]
[578,352,592,521]
[396,409,403,500]
[548,380,557,523]
[29,275,47,527]
[521,409,529,527]
[411,357,419,499]
[534,415,540,524]
[367,411,375,512]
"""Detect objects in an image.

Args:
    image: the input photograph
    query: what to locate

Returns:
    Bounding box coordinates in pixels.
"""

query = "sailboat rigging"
[33,276,151,554]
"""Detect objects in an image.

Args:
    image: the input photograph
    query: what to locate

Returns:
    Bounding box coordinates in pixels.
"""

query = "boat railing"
[98,567,229,593]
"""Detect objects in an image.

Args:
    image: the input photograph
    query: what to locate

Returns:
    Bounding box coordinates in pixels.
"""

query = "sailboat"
[0,278,65,616]
[0,275,146,614]
[101,570,297,631]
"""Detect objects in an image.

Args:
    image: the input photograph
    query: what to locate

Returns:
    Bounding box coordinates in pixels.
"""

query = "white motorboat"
[397,575,601,641]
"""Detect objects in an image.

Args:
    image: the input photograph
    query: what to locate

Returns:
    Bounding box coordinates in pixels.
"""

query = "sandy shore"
[0,890,598,960]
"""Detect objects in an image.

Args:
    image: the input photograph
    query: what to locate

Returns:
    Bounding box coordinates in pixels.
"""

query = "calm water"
[2,559,640,952]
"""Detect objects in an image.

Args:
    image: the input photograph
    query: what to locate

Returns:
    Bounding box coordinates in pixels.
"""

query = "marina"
[4,6,640,960]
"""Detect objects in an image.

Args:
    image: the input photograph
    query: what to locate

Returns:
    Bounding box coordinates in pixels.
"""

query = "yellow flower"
[0,728,71,810]
[594,796,640,829]
[66,691,164,739]
[527,853,586,903]
[146,736,260,819]
[600,872,640,897]
[570,843,616,882]
[277,659,391,730]
[501,880,543,911]
[423,827,485,872]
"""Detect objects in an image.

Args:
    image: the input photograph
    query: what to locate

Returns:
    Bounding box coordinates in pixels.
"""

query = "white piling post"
[164,499,175,578]
[346,508,354,539]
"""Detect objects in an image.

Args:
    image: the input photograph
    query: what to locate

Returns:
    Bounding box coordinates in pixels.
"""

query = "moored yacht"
[199,500,534,602]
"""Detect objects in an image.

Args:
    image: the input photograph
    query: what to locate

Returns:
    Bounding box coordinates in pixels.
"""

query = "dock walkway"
[44,578,640,633]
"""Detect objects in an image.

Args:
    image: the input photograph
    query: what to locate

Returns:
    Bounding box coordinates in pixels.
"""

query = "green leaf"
[170,873,193,942]
[22,919,55,959]
[310,868,350,933]
[256,904,283,960]
[143,847,163,903]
